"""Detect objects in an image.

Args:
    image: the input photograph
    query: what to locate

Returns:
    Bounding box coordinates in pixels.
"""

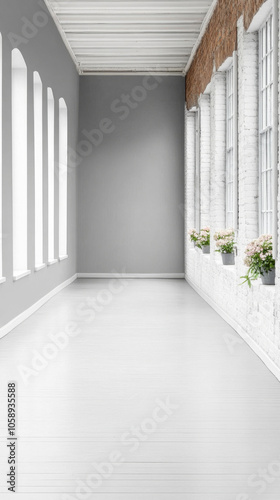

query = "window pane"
[226,65,235,228]
[34,72,44,268]
[12,49,28,276]
[267,52,271,85]
[59,98,68,258]
[267,19,271,52]
[263,89,267,128]
[262,172,267,212]
[267,169,272,211]
[267,86,271,126]
[267,129,272,170]
[262,26,266,56]
[259,13,273,235]
[195,111,200,229]
[47,88,55,263]
[0,34,2,278]
[270,52,273,82]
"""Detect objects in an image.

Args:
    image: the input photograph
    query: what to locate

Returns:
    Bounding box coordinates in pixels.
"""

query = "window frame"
[34,71,45,271]
[194,108,201,231]
[58,98,68,260]
[225,52,238,230]
[258,11,274,235]
[11,49,30,280]
[0,33,3,282]
[47,87,56,265]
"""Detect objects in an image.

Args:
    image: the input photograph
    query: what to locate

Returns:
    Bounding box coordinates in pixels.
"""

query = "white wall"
[185,14,280,379]
[0,0,79,329]
[77,75,185,275]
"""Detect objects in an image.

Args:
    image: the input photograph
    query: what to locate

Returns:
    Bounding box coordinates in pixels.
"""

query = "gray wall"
[77,75,185,274]
[0,0,79,328]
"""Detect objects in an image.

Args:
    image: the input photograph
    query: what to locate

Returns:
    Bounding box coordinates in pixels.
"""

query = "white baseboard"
[186,276,280,383]
[0,274,77,340]
[77,273,185,279]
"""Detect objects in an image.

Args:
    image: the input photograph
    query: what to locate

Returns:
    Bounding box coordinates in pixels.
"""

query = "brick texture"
[184,10,280,375]
[185,0,267,109]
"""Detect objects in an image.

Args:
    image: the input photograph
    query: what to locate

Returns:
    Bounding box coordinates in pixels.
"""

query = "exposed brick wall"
[185,0,267,109]
[243,0,269,30]
[184,13,280,379]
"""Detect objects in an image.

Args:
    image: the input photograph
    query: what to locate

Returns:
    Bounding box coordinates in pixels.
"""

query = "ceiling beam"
[58,15,205,25]
[43,0,79,70]
[184,0,219,74]
[79,70,185,76]
[50,1,212,15]
[78,61,187,68]
[63,25,202,33]
[67,33,198,42]
[79,65,185,71]
[44,0,214,75]
[73,48,191,56]
[70,42,194,49]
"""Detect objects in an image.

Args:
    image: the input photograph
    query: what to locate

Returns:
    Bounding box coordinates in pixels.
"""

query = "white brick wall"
[237,18,259,243]
[185,15,280,380]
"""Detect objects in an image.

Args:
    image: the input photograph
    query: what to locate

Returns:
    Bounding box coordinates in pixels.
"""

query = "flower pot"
[202,245,210,254]
[221,252,235,265]
[261,268,275,285]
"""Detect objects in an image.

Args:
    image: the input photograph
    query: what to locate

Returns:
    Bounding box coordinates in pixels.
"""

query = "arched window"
[47,87,56,264]
[0,34,4,283]
[59,98,68,259]
[34,72,44,270]
[12,49,29,280]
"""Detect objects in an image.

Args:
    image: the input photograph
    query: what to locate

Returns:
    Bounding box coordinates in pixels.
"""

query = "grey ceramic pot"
[202,245,210,254]
[261,268,275,285]
[221,252,235,265]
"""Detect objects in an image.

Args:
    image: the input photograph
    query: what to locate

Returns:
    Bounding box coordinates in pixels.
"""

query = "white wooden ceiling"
[44,0,216,75]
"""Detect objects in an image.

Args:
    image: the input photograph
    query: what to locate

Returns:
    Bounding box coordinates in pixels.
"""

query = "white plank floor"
[0,278,280,499]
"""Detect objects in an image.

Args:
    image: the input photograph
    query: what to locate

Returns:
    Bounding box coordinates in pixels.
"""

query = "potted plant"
[197,227,210,254]
[188,228,199,247]
[240,235,275,287]
[214,229,236,265]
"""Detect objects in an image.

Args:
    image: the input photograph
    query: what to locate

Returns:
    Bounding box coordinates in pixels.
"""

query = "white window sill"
[48,259,58,266]
[222,265,236,274]
[13,270,31,281]
[59,255,68,262]
[35,263,46,272]
[259,282,276,291]
[0,277,6,284]
[250,279,276,293]
[215,258,236,272]
[202,253,210,259]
